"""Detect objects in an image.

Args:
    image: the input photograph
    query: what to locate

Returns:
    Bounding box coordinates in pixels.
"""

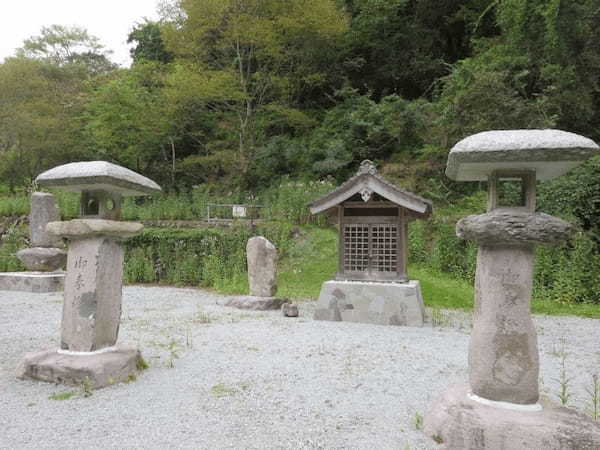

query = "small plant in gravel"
[193,306,212,324]
[430,307,450,328]
[166,339,181,368]
[414,412,423,430]
[586,374,600,420]
[136,357,149,371]
[211,383,238,398]
[185,326,194,349]
[554,345,572,406]
[81,377,94,397]
[49,391,76,401]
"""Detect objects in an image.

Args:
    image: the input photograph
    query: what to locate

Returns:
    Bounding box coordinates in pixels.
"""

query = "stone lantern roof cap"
[446,129,600,181]
[309,160,432,217]
[36,161,162,196]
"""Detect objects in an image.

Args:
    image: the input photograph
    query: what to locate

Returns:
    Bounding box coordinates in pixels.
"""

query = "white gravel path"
[1,286,599,449]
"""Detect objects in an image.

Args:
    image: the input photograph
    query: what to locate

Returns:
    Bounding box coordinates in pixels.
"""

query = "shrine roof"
[309,161,432,217]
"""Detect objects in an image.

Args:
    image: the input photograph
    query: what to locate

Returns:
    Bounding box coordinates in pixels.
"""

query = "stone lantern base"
[16,345,143,389]
[314,280,425,326]
[424,384,600,449]
[0,271,65,293]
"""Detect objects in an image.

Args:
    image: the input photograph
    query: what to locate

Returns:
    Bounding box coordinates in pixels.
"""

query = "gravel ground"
[1,286,599,449]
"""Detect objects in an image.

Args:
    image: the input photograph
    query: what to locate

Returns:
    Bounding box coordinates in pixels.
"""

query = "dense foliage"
[1,1,599,304]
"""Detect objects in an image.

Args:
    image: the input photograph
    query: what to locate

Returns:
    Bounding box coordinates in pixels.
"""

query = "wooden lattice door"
[342,222,403,281]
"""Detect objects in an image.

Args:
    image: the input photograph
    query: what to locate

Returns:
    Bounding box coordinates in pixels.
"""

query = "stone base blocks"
[314,280,425,326]
[2,191,67,293]
[0,271,65,293]
[220,296,289,311]
[16,346,143,389]
[424,384,600,450]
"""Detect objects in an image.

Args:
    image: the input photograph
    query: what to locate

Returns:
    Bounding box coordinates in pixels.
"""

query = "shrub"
[534,232,600,304]
[123,221,293,288]
[261,177,336,225]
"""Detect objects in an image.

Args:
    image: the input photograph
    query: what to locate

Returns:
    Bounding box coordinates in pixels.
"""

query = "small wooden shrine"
[310,160,432,282]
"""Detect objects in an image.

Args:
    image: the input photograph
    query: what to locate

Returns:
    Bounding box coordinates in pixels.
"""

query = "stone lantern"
[309,160,432,326]
[424,130,600,448]
[17,161,161,388]
[0,192,66,292]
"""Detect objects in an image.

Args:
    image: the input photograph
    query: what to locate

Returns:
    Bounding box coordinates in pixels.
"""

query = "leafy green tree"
[84,63,174,183]
[128,20,174,64]
[342,0,499,100]
[17,25,117,75]
[305,88,431,179]
[160,0,348,185]
[0,57,88,191]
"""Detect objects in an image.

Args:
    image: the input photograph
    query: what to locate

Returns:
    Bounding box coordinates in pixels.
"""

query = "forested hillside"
[1,0,600,304]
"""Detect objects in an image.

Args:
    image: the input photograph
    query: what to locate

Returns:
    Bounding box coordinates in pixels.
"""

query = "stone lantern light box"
[17,161,162,389]
[310,160,432,326]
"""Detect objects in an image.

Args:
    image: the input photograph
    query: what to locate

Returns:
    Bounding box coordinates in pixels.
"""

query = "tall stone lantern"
[17,161,161,388]
[424,130,600,448]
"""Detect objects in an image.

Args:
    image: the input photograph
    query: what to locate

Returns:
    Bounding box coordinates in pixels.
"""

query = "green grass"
[258,226,600,318]
[531,299,600,318]
[276,226,337,299]
[48,391,76,401]
[409,264,474,310]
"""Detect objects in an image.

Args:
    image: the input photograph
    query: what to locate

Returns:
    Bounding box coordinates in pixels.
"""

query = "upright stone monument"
[16,161,161,388]
[424,130,600,448]
[309,160,432,326]
[221,236,289,310]
[0,192,66,292]
[247,236,277,297]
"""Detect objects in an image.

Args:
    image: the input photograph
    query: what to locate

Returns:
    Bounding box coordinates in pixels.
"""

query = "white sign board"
[232,205,247,218]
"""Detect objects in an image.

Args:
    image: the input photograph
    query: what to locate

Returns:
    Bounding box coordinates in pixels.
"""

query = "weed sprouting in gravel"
[81,377,94,397]
[193,307,212,324]
[211,383,238,398]
[553,342,572,406]
[586,374,600,420]
[48,391,76,401]
[136,356,149,371]
[185,326,194,349]
[414,412,423,430]
[167,339,181,368]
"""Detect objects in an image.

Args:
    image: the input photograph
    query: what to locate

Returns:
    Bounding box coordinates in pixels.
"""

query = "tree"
[18,25,117,75]
[342,0,500,100]
[159,0,348,185]
[128,20,174,64]
[0,57,88,191]
[84,63,173,182]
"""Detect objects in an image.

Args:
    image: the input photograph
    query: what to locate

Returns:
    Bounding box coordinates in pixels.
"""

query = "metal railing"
[206,203,267,222]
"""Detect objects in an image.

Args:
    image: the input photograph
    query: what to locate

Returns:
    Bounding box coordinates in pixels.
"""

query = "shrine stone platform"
[314,280,425,326]
[0,272,65,293]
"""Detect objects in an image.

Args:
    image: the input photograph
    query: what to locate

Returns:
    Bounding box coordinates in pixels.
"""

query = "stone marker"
[16,161,161,389]
[423,130,600,448]
[223,236,290,311]
[29,192,62,247]
[247,236,277,297]
[0,192,66,292]
[282,303,299,317]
